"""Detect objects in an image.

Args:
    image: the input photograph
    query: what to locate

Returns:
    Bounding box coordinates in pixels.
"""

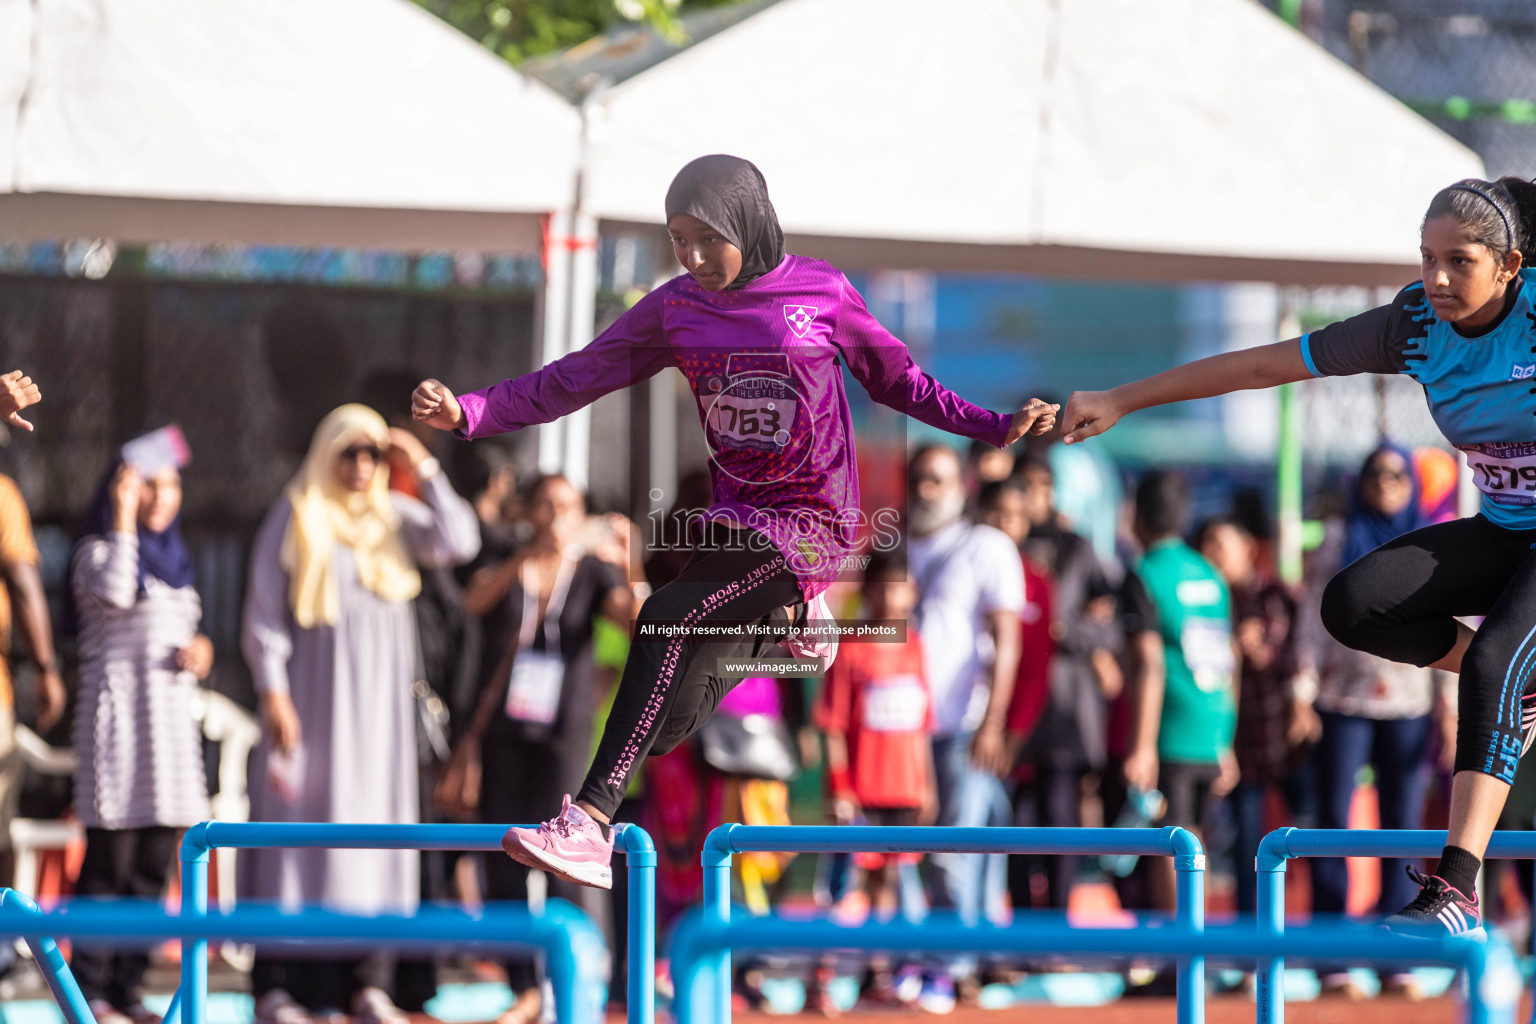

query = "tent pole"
[649,371,678,511]
[539,210,573,475]
[559,81,611,489]
[563,210,598,490]
[108,247,149,445]
[1276,299,1303,586]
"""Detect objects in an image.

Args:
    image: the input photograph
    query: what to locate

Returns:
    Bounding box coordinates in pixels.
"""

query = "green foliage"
[412,0,741,64]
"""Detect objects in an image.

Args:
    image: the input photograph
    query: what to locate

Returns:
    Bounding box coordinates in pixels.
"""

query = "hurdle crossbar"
[1256,827,1536,1024]
[668,911,1518,1024]
[700,824,1206,1024]
[0,896,607,1024]
[176,821,654,1024]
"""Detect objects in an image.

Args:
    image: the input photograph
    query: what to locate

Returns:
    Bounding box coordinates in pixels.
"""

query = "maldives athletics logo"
[783,305,819,338]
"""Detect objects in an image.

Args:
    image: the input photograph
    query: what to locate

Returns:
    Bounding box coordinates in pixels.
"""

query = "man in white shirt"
[906,445,1024,1006]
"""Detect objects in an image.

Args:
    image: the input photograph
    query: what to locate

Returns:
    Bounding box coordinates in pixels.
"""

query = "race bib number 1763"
[708,376,799,452]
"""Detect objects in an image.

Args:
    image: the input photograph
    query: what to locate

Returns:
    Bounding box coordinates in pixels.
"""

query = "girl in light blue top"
[1062,175,1536,939]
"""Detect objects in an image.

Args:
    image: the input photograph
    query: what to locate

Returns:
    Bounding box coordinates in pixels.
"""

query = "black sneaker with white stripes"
[1383,866,1484,940]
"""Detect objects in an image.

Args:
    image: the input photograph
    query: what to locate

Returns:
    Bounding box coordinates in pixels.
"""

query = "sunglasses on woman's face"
[1364,466,1409,482]
[339,444,384,464]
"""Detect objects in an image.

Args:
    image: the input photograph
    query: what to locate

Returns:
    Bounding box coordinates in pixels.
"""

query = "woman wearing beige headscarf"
[240,405,479,1024]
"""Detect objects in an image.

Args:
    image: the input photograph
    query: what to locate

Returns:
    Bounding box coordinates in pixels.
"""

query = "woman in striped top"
[70,456,212,1024]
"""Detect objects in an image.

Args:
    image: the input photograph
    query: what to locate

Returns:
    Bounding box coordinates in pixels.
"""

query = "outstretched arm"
[1061,338,1309,444]
[0,474,63,730]
[833,275,1057,445]
[413,291,672,438]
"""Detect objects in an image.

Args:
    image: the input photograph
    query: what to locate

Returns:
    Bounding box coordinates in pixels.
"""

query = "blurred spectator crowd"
[0,368,1504,1021]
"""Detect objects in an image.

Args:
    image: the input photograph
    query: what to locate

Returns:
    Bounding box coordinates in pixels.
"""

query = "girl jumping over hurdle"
[1061,176,1536,939]
[413,154,1057,888]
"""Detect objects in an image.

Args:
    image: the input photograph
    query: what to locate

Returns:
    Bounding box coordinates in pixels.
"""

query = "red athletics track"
[715,994,1515,1024]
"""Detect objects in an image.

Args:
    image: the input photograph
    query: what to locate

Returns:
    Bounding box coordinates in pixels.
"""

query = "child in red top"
[1007,562,1056,742]
[815,549,937,907]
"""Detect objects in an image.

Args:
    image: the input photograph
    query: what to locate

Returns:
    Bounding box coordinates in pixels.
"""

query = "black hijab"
[61,457,196,635]
[664,155,785,289]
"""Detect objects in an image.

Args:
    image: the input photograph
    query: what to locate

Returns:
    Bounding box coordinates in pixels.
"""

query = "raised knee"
[634,589,673,631]
[1320,566,1377,647]
[635,590,660,621]
[648,733,682,758]
[1460,631,1505,686]
[648,714,693,757]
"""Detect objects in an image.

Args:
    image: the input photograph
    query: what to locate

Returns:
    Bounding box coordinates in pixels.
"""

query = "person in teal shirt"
[1122,471,1238,843]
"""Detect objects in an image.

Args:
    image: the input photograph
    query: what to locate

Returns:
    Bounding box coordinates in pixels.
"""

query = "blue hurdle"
[0,897,607,1024]
[701,824,1207,1024]
[1256,828,1536,1024]
[178,821,656,1024]
[668,912,1519,1024]
[0,889,93,1024]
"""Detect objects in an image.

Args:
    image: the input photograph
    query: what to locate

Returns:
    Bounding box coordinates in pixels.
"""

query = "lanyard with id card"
[504,551,578,726]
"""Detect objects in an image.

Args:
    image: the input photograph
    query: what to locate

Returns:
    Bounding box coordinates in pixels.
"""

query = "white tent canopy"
[585,0,1485,286]
[0,0,582,252]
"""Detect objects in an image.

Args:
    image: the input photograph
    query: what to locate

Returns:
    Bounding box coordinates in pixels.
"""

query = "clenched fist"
[411,379,464,432]
[1004,398,1059,445]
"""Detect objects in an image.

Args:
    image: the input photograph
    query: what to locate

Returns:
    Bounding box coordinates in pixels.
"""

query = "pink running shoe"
[501,795,615,889]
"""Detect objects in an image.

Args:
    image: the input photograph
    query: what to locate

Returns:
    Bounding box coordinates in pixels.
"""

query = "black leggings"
[72,826,179,1007]
[1321,515,1536,783]
[483,736,599,993]
[576,527,802,818]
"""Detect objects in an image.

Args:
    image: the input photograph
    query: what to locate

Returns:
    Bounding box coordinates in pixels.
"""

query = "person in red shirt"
[815,548,936,1008]
[978,479,1073,912]
[816,549,937,899]
[976,481,1057,744]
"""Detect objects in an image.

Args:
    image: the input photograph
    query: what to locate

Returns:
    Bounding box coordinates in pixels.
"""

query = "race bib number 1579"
[1459,442,1536,507]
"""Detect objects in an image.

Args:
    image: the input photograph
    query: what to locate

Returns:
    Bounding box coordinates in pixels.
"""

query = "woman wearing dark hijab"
[411,154,1059,888]
[70,455,212,1024]
[1299,443,1455,998]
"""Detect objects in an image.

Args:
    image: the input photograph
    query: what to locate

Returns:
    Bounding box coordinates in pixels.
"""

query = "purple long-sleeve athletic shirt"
[458,254,1010,599]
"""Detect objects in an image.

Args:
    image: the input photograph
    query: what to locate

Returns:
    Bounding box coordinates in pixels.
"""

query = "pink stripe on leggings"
[605,557,787,788]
